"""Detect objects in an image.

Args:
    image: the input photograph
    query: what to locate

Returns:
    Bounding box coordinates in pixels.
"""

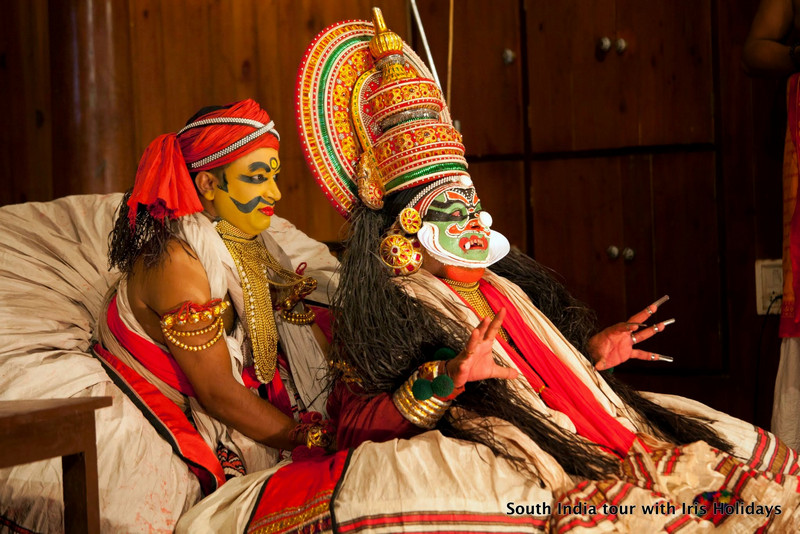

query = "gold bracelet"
[392,371,451,429]
[281,307,316,325]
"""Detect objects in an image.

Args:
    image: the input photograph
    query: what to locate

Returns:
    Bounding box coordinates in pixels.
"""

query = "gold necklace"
[216,220,279,383]
[442,277,509,342]
[216,220,318,383]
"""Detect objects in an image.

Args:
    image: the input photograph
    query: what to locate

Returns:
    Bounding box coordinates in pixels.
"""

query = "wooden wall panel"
[531,157,627,325]
[526,0,618,152]
[0,0,52,205]
[616,0,714,146]
[49,0,137,198]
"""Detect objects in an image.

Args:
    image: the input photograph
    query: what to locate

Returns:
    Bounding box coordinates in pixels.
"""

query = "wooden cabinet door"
[531,156,627,323]
[616,0,714,147]
[526,0,713,152]
[526,0,620,152]
[620,152,722,374]
[414,0,524,156]
[531,152,722,374]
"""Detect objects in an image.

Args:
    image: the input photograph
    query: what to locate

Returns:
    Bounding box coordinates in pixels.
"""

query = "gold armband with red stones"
[160,299,229,352]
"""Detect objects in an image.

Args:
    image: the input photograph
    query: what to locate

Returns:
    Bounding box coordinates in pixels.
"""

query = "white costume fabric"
[0,193,338,533]
[772,337,800,451]
[177,270,800,533]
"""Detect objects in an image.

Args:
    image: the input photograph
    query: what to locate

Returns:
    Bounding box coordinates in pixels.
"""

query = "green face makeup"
[423,188,490,262]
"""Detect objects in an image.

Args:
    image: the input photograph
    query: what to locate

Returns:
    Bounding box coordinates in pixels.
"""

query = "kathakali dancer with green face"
[177,9,800,533]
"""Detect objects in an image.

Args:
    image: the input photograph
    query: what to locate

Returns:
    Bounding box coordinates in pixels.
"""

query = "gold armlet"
[392,370,451,429]
[160,300,229,352]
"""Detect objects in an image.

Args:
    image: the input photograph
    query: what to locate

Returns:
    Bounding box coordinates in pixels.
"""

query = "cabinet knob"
[615,38,628,54]
[606,245,620,260]
[502,48,516,65]
[622,247,635,261]
[598,37,612,53]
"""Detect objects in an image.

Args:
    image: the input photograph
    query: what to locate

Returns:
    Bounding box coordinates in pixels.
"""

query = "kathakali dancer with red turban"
[177,9,800,533]
[98,98,339,499]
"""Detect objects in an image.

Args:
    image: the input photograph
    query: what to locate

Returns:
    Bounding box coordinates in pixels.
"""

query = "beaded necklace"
[443,277,509,342]
[216,220,319,383]
[216,220,280,383]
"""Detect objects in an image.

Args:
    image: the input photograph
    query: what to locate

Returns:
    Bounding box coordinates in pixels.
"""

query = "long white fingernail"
[663,318,676,326]
[652,295,670,308]
[658,355,674,363]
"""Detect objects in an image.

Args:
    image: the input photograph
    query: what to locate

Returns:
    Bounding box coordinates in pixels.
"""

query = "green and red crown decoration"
[296,8,469,218]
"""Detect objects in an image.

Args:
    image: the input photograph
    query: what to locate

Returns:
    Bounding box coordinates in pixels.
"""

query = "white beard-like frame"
[417,221,510,269]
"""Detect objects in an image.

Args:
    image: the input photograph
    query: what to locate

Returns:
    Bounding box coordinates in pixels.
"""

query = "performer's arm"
[129,240,302,450]
[743,0,797,77]
[328,383,421,450]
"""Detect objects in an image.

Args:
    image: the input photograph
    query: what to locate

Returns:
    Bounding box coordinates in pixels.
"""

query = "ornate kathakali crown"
[296,7,469,218]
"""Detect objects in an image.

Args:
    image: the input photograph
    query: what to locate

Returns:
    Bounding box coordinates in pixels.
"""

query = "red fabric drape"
[477,281,637,457]
[786,74,800,333]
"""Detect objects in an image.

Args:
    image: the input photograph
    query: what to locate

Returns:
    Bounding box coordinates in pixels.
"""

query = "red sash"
[245,450,349,533]
[106,294,291,415]
[470,281,636,457]
[783,73,800,336]
[93,343,226,495]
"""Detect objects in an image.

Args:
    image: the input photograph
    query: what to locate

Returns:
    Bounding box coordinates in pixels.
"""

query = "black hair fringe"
[331,203,621,479]
[108,190,181,273]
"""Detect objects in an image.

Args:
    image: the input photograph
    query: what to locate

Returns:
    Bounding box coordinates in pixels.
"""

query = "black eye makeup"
[239,160,281,184]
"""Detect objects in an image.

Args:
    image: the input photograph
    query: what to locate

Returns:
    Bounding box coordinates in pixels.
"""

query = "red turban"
[127,99,280,227]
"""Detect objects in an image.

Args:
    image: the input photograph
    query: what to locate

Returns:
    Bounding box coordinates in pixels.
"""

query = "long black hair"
[329,183,731,481]
[490,249,732,453]
[331,192,619,480]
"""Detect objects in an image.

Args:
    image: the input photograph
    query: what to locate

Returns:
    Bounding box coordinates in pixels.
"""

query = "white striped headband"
[405,174,474,218]
[177,117,280,169]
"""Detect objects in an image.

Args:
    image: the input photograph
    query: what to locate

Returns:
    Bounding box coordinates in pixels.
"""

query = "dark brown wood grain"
[531,156,627,324]
[526,0,619,152]
[617,0,714,146]
[414,0,524,157]
[49,0,137,197]
[0,397,113,534]
[0,0,52,205]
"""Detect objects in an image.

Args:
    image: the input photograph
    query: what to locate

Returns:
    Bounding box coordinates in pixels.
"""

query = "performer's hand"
[446,308,519,388]
[589,296,675,371]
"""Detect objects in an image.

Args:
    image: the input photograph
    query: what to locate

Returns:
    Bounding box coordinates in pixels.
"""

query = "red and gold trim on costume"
[245,451,350,534]
[337,512,548,533]
[92,343,226,495]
